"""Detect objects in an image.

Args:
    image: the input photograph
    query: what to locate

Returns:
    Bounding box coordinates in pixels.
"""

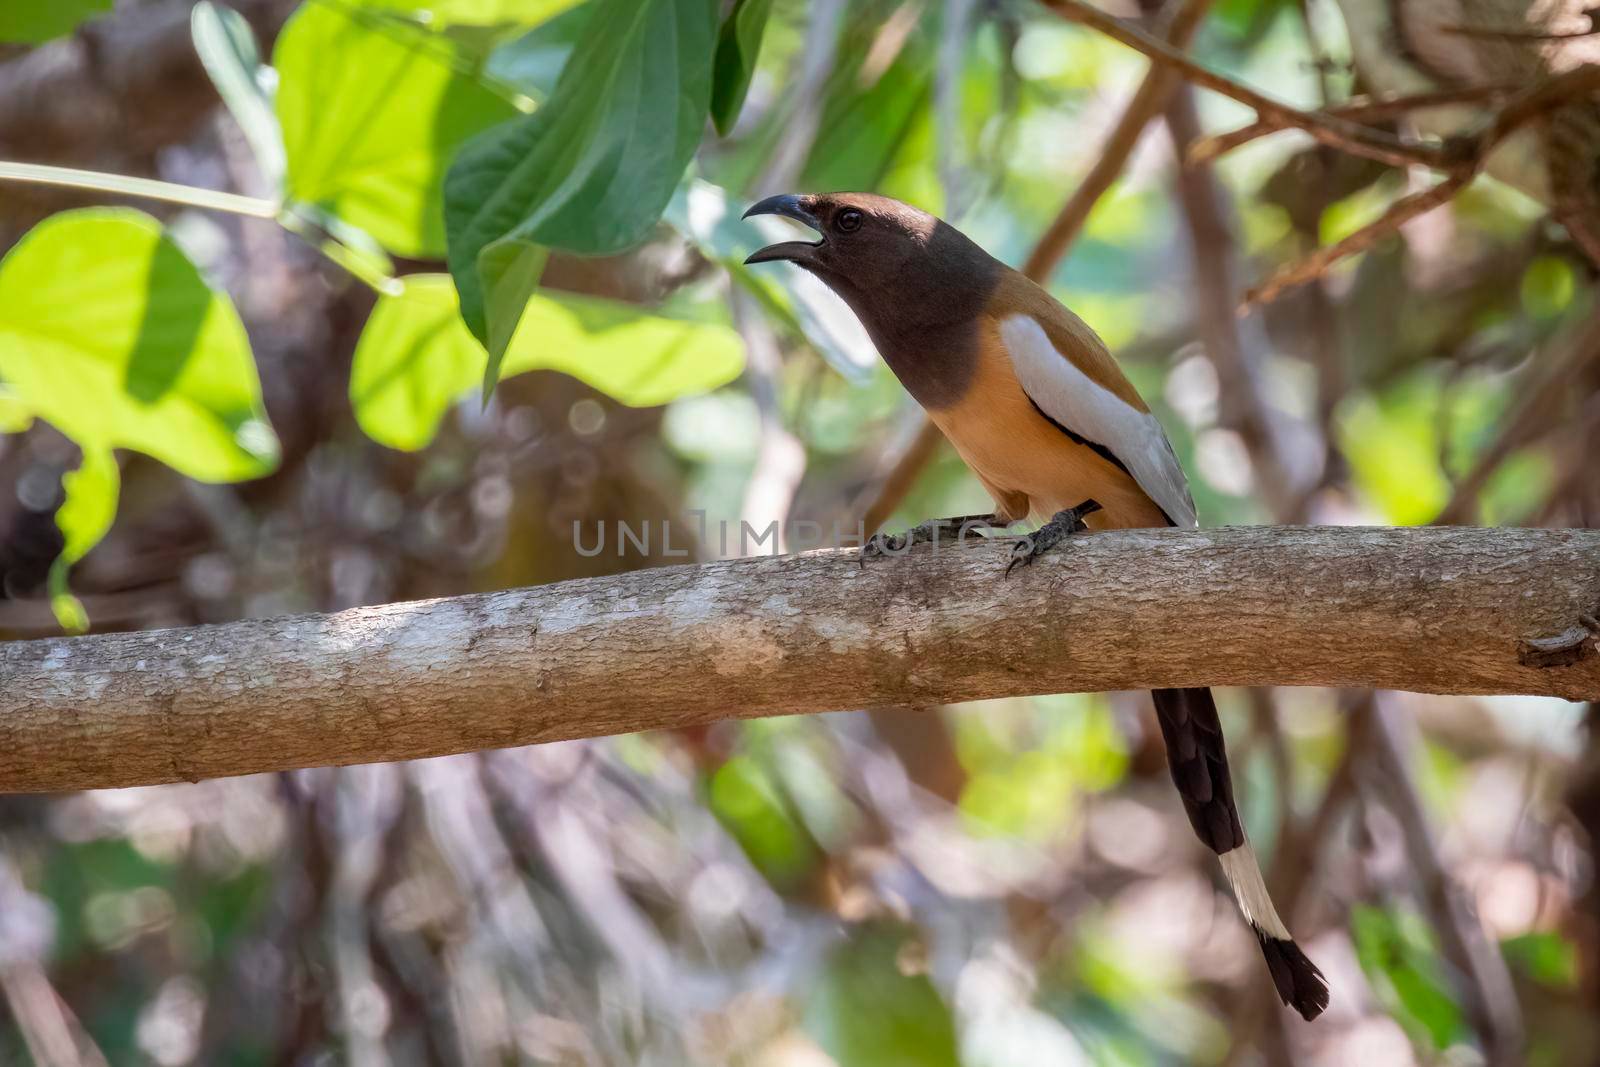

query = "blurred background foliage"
[0,0,1597,1064]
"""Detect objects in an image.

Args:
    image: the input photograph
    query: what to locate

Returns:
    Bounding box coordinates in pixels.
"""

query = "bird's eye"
[836,209,863,233]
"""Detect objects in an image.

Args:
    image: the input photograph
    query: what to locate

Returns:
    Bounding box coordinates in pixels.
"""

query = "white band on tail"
[1218,841,1290,940]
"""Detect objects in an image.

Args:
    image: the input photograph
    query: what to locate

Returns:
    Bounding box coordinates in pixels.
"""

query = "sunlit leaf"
[805,926,961,1067]
[355,0,587,27]
[0,209,278,479]
[0,388,32,434]
[0,209,278,625]
[710,0,773,136]
[443,0,717,362]
[349,276,483,450]
[49,448,118,632]
[275,3,519,257]
[1338,376,1452,525]
[1520,256,1576,320]
[349,274,744,450]
[192,1,286,192]
[0,0,112,43]
[504,292,742,410]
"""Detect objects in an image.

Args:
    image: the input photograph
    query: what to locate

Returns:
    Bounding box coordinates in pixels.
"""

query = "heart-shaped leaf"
[352,0,587,28]
[0,208,278,627]
[275,3,520,257]
[350,274,743,450]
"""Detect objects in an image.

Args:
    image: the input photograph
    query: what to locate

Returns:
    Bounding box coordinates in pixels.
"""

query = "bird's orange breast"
[925,316,1172,530]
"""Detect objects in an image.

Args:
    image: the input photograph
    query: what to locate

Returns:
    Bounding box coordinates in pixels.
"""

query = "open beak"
[743,194,823,265]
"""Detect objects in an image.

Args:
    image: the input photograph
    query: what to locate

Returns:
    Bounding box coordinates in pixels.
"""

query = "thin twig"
[1037,0,1469,173]
[1242,173,1471,307]
[1233,66,1600,304]
[1441,22,1600,42]
[1189,83,1522,165]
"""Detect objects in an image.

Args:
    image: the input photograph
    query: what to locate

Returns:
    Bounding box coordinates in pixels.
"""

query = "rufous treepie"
[744,191,1330,1022]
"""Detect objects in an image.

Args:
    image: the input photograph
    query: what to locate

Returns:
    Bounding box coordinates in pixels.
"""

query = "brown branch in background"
[1481,65,1600,149]
[1356,696,1526,1061]
[1037,0,1467,173]
[1165,86,1305,516]
[1022,0,1216,281]
[1189,83,1523,166]
[1441,22,1600,43]
[1242,174,1471,307]
[1046,1,1600,300]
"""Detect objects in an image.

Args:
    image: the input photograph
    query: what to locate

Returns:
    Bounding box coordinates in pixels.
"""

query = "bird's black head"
[742,192,998,335]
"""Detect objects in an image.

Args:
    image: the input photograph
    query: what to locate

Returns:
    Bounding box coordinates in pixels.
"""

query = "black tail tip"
[1255,930,1330,1021]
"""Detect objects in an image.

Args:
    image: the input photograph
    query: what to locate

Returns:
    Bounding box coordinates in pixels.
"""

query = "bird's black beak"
[743,194,823,266]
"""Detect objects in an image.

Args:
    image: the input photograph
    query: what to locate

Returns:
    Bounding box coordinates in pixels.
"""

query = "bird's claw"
[1004,499,1102,577]
[859,532,909,566]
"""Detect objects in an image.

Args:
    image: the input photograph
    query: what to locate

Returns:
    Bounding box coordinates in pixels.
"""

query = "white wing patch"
[999,314,1197,528]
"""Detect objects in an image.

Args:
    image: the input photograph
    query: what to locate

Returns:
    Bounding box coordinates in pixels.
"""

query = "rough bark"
[1,526,1597,793]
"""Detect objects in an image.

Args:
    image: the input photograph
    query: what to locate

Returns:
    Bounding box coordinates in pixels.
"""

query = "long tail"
[1150,686,1330,1020]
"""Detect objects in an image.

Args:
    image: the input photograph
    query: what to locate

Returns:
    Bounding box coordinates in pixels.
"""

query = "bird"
[743,191,1330,1022]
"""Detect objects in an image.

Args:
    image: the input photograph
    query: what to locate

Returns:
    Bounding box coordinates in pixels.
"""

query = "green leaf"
[1501,931,1579,989]
[350,274,744,450]
[805,926,962,1067]
[710,0,773,136]
[0,0,112,44]
[49,448,119,633]
[274,3,519,257]
[478,237,548,396]
[0,388,32,434]
[801,38,933,193]
[1350,904,1467,1050]
[354,0,588,27]
[1339,378,1451,525]
[0,209,279,620]
[0,209,279,479]
[443,0,717,355]
[1520,255,1576,320]
[350,277,482,450]
[192,2,286,192]
[708,754,818,891]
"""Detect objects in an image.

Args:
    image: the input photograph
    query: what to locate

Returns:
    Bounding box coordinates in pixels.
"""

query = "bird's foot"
[861,513,1002,566]
[1006,499,1102,576]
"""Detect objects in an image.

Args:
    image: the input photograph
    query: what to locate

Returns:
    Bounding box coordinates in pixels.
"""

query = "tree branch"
[1037,0,1467,173]
[1,526,1597,793]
